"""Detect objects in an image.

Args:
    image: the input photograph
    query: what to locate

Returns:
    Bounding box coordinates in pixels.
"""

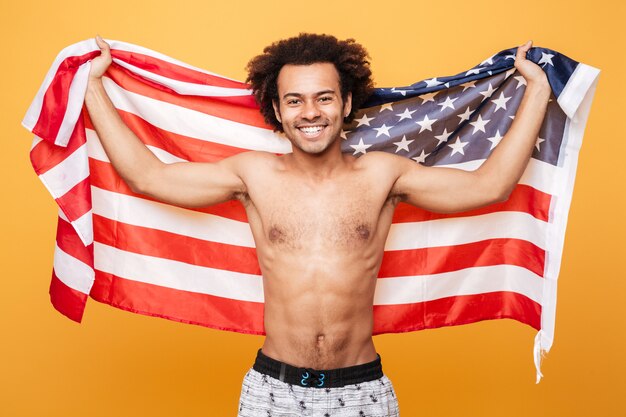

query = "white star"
[486,130,504,150]
[424,77,443,88]
[460,80,477,92]
[379,103,394,112]
[393,135,414,153]
[480,54,496,66]
[437,96,458,112]
[354,113,375,127]
[504,54,516,60]
[535,137,545,151]
[444,82,450,88]
[479,83,497,99]
[434,128,453,146]
[538,52,555,67]
[373,124,393,138]
[350,138,372,155]
[391,87,407,96]
[505,68,516,78]
[514,75,527,89]
[412,150,429,164]
[491,92,511,112]
[419,91,439,103]
[448,137,469,156]
[469,114,490,134]
[396,108,417,121]
[415,114,438,133]
[466,68,481,76]
[457,107,473,124]
[340,129,351,140]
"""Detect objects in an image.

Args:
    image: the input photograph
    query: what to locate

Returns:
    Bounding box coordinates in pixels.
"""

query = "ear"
[343,92,353,119]
[272,100,282,123]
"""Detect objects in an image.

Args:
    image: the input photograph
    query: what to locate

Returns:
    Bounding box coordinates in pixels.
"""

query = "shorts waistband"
[252,349,383,388]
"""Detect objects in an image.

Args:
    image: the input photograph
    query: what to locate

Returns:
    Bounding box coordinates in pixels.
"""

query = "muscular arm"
[85,36,246,207]
[391,40,551,213]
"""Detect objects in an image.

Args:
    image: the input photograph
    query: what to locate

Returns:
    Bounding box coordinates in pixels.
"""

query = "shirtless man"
[86,34,550,416]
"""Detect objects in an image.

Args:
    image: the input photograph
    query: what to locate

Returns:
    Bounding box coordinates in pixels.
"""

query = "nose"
[301,100,321,120]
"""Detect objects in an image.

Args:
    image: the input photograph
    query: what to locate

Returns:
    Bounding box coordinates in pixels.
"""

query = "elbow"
[492,184,514,204]
[126,177,150,195]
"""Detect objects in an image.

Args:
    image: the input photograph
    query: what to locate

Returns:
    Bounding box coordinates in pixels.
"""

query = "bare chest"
[249,177,386,249]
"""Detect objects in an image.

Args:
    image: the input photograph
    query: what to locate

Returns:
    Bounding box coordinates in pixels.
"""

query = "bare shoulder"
[222,150,281,172]
[353,150,416,175]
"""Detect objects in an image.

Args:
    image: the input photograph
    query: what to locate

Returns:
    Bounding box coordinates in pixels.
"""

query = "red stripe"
[379,238,545,278]
[56,216,94,267]
[89,271,265,334]
[32,51,99,143]
[111,49,250,89]
[93,214,260,274]
[55,176,92,222]
[104,64,267,128]
[84,110,250,163]
[30,111,87,176]
[393,184,551,223]
[372,291,541,334]
[92,212,542,278]
[49,272,88,323]
[89,158,546,225]
[89,158,250,222]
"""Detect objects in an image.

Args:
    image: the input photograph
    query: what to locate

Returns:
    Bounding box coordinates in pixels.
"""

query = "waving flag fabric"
[22,39,599,381]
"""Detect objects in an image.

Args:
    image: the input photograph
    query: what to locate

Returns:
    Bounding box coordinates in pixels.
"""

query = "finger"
[95,35,111,53]
[516,40,532,60]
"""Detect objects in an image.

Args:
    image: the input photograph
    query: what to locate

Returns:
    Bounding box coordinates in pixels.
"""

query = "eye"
[286,99,301,105]
[319,96,333,102]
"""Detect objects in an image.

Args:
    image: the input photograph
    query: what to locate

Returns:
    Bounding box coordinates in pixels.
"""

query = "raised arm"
[85,36,246,208]
[391,40,551,213]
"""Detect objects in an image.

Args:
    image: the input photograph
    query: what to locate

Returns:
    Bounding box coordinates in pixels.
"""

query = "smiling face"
[273,63,352,156]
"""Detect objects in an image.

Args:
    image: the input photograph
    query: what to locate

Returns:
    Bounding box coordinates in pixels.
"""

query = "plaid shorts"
[237,350,399,416]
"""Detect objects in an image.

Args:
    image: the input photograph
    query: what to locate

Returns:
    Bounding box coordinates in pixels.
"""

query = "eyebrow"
[281,89,337,100]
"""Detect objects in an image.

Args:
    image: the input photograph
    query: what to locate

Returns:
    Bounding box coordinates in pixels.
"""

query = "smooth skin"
[86,37,550,368]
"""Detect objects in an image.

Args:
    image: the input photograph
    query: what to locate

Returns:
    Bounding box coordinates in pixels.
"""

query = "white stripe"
[94,242,264,302]
[38,143,89,198]
[557,63,601,119]
[91,186,255,247]
[91,184,544,251]
[385,211,547,251]
[113,59,252,97]
[539,66,600,359]
[102,77,292,153]
[55,63,91,147]
[71,209,94,246]
[22,39,97,132]
[53,243,94,294]
[107,40,243,82]
[434,158,560,197]
[86,128,186,164]
[373,264,543,305]
[92,241,540,306]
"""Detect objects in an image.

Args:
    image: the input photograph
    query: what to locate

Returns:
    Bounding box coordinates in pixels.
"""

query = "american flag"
[22,39,599,381]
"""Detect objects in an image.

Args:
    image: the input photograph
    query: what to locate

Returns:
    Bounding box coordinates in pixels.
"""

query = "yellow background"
[1,0,624,416]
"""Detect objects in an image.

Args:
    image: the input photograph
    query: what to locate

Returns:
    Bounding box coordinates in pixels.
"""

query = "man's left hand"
[515,40,549,86]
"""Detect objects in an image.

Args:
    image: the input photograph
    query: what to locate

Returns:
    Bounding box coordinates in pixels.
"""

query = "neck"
[286,138,349,181]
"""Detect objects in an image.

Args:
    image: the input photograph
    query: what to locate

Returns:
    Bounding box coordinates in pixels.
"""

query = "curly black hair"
[246,33,374,132]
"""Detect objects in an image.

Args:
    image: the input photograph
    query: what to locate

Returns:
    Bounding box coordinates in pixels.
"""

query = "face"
[273,63,352,155]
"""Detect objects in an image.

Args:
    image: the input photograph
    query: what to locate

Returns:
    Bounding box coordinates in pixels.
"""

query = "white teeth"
[299,126,323,134]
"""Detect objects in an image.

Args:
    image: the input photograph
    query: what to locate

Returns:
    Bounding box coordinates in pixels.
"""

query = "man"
[86,33,550,416]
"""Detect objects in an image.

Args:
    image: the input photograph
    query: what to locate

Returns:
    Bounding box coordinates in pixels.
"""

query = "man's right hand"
[89,36,112,81]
